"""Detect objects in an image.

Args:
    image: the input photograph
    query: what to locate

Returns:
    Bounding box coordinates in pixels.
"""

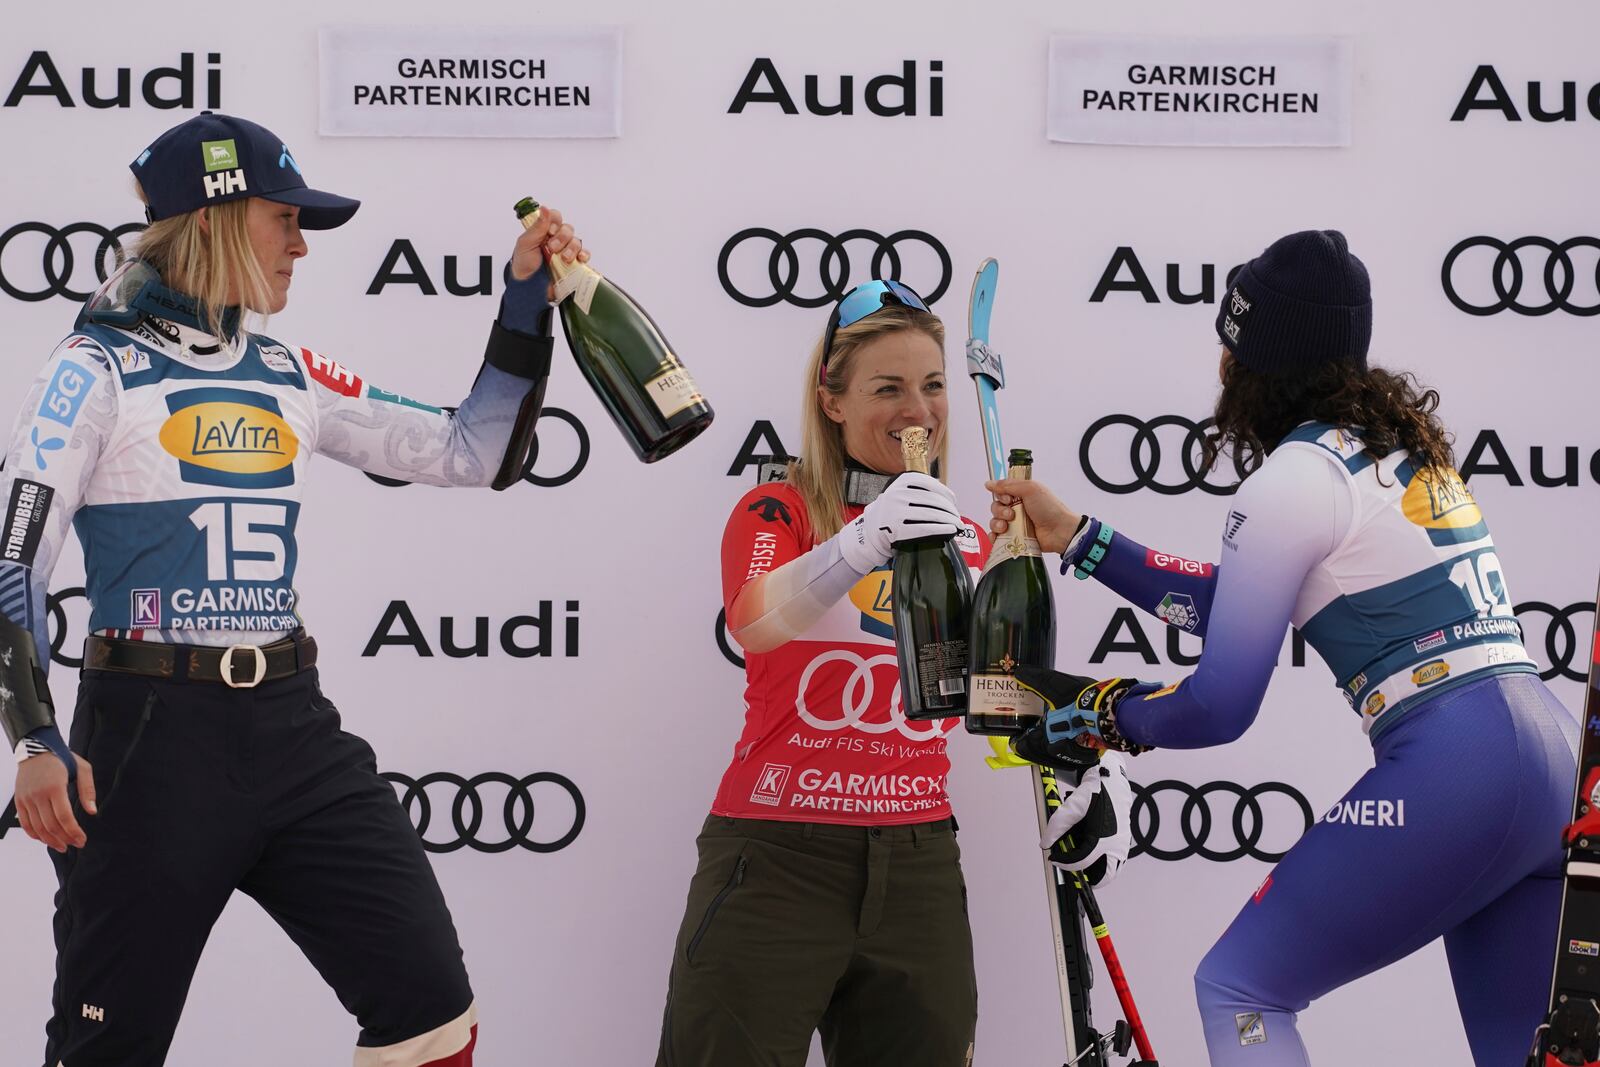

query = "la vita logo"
[160,387,298,488]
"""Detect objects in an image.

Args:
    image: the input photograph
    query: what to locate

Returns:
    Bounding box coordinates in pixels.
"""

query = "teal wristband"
[1072,522,1114,580]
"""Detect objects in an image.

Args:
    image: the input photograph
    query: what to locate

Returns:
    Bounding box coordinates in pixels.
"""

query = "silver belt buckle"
[219,644,267,688]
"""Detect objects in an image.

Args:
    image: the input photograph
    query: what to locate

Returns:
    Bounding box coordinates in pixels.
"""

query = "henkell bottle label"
[646,361,705,418]
[968,669,1045,722]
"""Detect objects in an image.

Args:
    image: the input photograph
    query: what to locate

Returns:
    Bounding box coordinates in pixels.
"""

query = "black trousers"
[44,668,473,1067]
[657,815,978,1067]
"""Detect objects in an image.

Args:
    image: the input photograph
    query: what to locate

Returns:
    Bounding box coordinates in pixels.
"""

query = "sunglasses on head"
[819,279,931,383]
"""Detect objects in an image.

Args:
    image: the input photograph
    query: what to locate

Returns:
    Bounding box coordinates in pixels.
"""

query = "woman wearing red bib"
[656,281,988,1066]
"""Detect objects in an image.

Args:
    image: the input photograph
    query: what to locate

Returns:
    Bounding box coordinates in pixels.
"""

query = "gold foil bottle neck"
[899,426,931,475]
[514,197,573,282]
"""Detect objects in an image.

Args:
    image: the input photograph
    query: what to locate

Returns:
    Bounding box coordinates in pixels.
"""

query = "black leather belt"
[84,632,318,687]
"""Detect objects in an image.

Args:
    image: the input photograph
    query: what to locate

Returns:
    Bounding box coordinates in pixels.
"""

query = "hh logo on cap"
[200,138,247,199]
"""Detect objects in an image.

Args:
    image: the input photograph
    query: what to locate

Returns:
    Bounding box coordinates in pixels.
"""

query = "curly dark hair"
[1201,355,1455,477]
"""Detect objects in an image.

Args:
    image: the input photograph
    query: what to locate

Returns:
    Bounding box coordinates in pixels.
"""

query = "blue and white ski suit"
[1068,422,1579,1067]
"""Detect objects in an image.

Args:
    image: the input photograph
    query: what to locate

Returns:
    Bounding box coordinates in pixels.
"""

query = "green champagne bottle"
[892,427,973,720]
[514,197,713,463]
[966,448,1056,735]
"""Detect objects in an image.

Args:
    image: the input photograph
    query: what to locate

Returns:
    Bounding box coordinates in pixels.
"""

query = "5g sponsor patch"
[37,359,92,429]
[2,479,53,565]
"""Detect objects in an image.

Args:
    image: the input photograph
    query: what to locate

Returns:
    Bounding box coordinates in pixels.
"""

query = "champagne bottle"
[514,197,714,463]
[891,427,973,720]
[966,448,1056,736]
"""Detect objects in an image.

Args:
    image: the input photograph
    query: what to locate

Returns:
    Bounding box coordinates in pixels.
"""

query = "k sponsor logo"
[718,227,952,308]
[130,589,161,629]
[750,763,791,806]
[0,221,144,302]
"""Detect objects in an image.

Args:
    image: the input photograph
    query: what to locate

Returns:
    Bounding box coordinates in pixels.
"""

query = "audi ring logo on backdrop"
[1079,414,1259,496]
[382,771,585,854]
[1441,236,1600,317]
[365,407,591,489]
[1517,600,1598,683]
[0,221,144,302]
[717,227,952,308]
[1130,780,1315,863]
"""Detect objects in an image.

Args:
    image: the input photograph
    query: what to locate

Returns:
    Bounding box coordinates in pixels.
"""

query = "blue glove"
[497,260,553,336]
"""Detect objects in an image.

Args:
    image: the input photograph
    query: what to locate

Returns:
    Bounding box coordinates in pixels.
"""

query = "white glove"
[838,472,963,574]
[1041,751,1133,887]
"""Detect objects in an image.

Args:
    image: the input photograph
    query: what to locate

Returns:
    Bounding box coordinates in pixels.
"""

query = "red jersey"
[711,482,990,825]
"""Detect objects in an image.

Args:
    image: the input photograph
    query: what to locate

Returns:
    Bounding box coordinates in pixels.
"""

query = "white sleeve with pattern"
[297,348,534,489]
[0,338,117,670]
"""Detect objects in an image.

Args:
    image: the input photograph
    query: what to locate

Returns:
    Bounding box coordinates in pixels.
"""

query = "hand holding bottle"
[840,472,962,574]
[987,477,1081,555]
[509,202,590,297]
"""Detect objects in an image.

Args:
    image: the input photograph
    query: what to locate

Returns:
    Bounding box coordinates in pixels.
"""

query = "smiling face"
[820,328,948,474]
[243,198,307,313]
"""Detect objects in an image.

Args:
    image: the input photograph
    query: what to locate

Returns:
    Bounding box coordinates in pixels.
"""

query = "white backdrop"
[1,2,1596,1064]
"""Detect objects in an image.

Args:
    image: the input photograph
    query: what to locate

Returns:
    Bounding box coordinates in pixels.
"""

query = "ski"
[1531,576,1600,1067]
[967,260,1117,1066]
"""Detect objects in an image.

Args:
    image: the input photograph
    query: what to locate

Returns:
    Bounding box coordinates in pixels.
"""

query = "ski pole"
[1039,763,1159,1063]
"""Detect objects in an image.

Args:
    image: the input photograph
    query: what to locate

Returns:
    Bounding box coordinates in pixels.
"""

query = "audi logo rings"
[383,771,586,854]
[1079,414,1258,496]
[1515,600,1597,683]
[718,227,952,309]
[1442,236,1600,317]
[0,221,146,303]
[46,586,88,669]
[1130,780,1315,862]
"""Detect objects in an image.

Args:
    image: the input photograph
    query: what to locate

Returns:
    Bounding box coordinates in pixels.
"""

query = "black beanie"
[1215,230,1372,378]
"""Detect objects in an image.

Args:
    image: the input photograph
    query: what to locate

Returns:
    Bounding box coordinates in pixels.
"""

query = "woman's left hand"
[510,204,592,299]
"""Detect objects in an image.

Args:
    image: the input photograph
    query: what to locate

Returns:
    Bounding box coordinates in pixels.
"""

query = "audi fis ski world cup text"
[3,51,221,109]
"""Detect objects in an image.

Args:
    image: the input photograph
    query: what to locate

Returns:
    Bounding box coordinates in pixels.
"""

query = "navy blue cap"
[130,112,359,230]
[1215,230,1372,378]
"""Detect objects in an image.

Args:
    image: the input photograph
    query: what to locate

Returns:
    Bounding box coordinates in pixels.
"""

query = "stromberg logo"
[1451,65,1600,122]
[3,51,221,109]
[159,388,297,489]
[729,58,943,116]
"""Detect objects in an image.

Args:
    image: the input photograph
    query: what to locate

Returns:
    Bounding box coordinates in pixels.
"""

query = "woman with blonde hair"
[1,111,588,1066]
[656,279,988,1066]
